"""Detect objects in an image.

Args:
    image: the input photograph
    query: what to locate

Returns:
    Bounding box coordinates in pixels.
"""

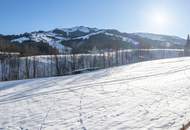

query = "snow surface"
[1,57,190,130]
[61,26,91,35]
[105,32,139,45]
[11,37,30,43]
[134,33,166,41]
[11,32,70,53]
[73,31,104,40]
[10,27,97,52]
[134,33,184,45]
[10,27,140,53]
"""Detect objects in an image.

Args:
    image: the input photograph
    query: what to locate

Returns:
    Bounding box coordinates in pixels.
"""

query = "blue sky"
[0,0,189,38]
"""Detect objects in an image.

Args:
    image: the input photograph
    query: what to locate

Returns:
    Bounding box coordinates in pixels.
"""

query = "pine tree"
[184,34,190,56]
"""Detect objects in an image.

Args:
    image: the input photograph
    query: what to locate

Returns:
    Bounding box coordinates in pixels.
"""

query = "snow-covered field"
[1,57,190,130]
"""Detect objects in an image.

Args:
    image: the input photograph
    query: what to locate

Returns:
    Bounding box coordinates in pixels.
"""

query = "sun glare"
[143,8,172,33]
[152,12,169,27]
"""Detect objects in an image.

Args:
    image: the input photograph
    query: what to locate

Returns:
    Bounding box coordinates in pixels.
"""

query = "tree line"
[0,36,58,56]
[0,49,184,81]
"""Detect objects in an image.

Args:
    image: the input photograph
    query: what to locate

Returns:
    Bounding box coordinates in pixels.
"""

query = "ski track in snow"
[1,57,190,130]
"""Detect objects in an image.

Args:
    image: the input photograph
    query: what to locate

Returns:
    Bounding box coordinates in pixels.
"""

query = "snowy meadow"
[0,57,190,130]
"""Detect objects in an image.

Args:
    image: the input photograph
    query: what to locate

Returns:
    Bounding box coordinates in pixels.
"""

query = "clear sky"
[0,0,189,38]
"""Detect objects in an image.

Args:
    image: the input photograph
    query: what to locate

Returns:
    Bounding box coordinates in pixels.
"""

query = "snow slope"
[61,26,91,35]
[1,57,190,130]
[134,33,185,45]
[9,27,186,53]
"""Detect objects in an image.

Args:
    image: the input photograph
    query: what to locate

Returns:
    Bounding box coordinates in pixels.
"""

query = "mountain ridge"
[0,26,186,54]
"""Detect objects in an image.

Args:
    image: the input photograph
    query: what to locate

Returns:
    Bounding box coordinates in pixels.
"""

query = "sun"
[144,9,172,32]
[152,12,169,27]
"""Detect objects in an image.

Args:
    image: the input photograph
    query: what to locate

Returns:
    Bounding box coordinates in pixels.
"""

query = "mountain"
[0,26,186,54]
[132,33,186,48]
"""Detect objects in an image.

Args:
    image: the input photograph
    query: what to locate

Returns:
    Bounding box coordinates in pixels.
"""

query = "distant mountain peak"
[133,33,185,45]
[54,26,99,34]
[5,26,186,54]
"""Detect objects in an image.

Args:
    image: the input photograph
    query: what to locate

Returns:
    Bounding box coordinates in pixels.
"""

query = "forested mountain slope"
[0,26,186,55]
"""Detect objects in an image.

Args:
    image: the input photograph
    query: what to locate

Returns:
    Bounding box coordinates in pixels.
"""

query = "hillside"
[0,26,186,54]
[1,57,190,130]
